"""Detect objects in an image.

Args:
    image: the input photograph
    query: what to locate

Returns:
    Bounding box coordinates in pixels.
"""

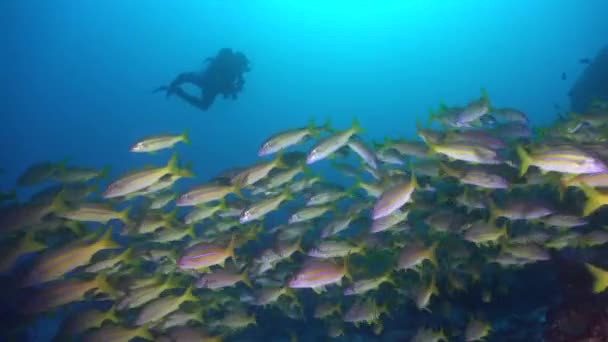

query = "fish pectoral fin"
[312,286,326,294]
[195,267,209,273]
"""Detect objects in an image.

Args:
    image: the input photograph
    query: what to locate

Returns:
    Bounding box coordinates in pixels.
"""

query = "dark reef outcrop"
[569,46,608,112]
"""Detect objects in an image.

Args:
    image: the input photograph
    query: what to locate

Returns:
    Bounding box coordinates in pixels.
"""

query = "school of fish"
[3,91,608,341]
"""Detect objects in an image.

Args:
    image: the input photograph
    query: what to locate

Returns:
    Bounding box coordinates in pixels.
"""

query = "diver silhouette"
[155,48,250,111]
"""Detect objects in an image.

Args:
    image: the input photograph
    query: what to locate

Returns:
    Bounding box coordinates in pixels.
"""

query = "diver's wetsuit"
[156,48,250,111]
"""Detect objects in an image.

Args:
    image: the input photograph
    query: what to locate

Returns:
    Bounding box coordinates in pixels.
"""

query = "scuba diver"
[155,48,250,111]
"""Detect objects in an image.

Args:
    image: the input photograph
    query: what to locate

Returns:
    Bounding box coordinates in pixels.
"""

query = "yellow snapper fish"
[585,263,608,293]
[155,309,204,330]
[240,188,293,223]
[57,202,131,224]
[59,306,118,336]
[22,228,119,287]
[159,326,222,342]
[21,274,114,314]
[231,151,287,187]
[82,324,153,342]
[344,272,395,296]
[177,235,236,270]
[117,276,178,310]
[213,310,257,330]
[411,327,447,342]
[103,153,181,198]
[465,318,492,341]
[130,129,189,153]
[0,231,46,273]
[258,119,323,156]
[135,286,197,325]
[397,242,438,272]
[84,247,132,273]
[413,275,439,311]
[177,182,241,207]
[307,119,363,164]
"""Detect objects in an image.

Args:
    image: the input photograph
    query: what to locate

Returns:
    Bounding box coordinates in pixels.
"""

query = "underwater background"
[3,1,608,341]
[4,1,608,188]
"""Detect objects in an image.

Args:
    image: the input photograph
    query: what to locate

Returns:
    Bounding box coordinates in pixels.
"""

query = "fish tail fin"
[181,285,197,303]
[516,145,532,177]
[585,263,608,293]
[66,221,85,236]
[499,222,509,242]
[21,231,46,254]
[417,118,425,133]
[487,198,500,222]
[582,185,607,216]
[166,152,179,174]
[285,287,298,301]
[425,140,439,154]
[481,87,490,106]
[180,162,195,178]
[307,118,320,137]
[98,165,111,180]
[50,190,69,213]
[371,139,382,151]
[323,117,334,133]
[186,224,197,239]
[165,207,179,222]
[54,158,70,174]
[410,171,419,190]
[135,325,154,341]
[95,273,118,298]
[344,184,358,198]
[226,234,237,261]
[275,150,287,169]
[231,178,244,199]
[384,271,397,287]
[343,255,352,281]
[295,235,304,254]
[181,129,190,144]
[120,206,132,223]
[98,227,119,249]
[215,198,227,211]
[437,328,448,342]
[241,269,253,288]
[558,176,570,201]
[439,162,460,178]
[428,242,439,268]
[104,305,119,323]
[354,176,365,190]
[380,302,392,319]
[351,117,364,135]
[427,107,438,124]
[120,247,133,263]
[282,187,294,201]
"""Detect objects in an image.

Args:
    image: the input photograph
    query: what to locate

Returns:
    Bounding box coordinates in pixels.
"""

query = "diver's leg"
[172,87,213,111]
[155,72,202,98]
[169,72,202,89]
[200,91,216,110]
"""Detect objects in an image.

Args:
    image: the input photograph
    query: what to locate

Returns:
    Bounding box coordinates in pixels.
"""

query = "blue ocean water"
[3,1,607,192]
[2,1,608,341]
